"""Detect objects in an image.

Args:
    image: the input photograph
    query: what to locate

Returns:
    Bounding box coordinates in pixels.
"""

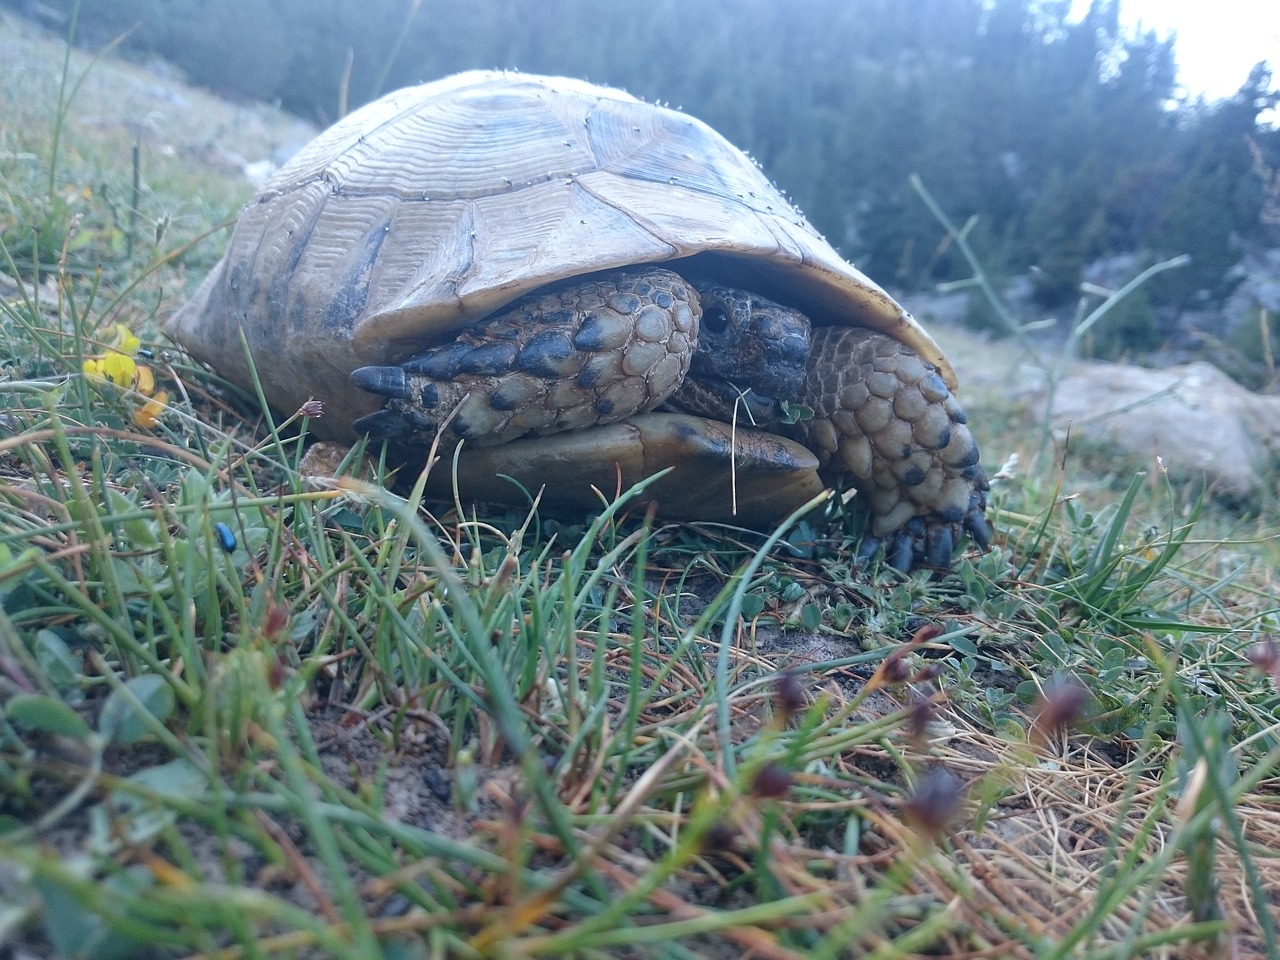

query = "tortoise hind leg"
[788,327,991,570]
[430,412,826,525]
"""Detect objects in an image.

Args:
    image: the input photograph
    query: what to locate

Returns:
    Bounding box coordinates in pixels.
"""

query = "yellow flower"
[83,324,147,388]
[82,323,170,429]
[83,350,138,387]
[105,323,141,355]
[132,391,169,430]
[134,364,155,395]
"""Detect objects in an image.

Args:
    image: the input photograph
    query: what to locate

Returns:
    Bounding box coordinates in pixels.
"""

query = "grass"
[2,11,1279,959]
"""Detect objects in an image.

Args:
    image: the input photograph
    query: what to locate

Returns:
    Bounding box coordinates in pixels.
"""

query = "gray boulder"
[1036,360,1280,495]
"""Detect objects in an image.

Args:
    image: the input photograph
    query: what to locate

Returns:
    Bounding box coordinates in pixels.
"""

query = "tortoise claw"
[352,409,410,438]
[352,408,436,439]
[865,516,925,572]
[925,524,954,568]
[351,365,414,400]
[962,463,992,550]
[886,534,916,573]
[856,534,883,566]
[859,506,991,573]
[965,508,992,551]
[401,342,477,379]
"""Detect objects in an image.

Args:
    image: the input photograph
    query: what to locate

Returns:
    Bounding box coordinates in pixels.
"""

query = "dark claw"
[351,365,414,399]
[861,506,993,573]
[965,509,992,550]
[352,408,435,439]
[352,409,411,438]
[856,534,882,565]
[456,340,519,376]
[402,341,476,378]
[925,524,953,568]
[971,464,991,503]
[886,534,915,572]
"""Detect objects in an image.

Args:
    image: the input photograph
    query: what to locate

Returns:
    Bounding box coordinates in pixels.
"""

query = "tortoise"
[165,70,990,569]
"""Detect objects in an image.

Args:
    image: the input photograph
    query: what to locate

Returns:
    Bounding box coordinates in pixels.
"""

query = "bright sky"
[1073,0,1279,101]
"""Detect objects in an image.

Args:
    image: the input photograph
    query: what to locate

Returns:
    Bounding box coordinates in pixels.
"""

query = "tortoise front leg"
[787,327,991,570]
[350,268,699,447]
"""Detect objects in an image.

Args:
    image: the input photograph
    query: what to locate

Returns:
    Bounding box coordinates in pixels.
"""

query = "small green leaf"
[830,603,856,631]
[6,694,91,740]
[107,758,206,842]
[105,488,158,548]
[34,630,82,694]
[35,866,150,960]
[34,873,105,959]
[126,757,205,798]
[1014,680,1042,701]
[949,635,979,657]
[330,506,366,531]
[780,581,806,603]
[740,591,766,619]
[801,602,822,630]
[779,400,814,424]
[97,675,175,744]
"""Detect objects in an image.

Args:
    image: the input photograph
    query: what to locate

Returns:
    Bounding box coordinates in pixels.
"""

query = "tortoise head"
[675,280,812,422]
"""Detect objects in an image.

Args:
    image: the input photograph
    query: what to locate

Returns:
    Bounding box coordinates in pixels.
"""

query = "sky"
[1072,0,1279,101]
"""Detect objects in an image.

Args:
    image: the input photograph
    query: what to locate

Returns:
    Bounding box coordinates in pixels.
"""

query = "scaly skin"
[765,327,991,570]
[352,270,699,444]
[351,267,990,569]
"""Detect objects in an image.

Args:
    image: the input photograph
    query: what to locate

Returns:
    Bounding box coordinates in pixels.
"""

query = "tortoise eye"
[702,307,729,335]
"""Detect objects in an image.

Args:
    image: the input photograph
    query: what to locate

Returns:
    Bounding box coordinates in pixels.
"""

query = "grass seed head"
[903,766,963,841]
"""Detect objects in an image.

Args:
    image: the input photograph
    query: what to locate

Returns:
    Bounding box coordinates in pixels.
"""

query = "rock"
[901,290,970,327]
[1036,359,1280,495]
[0,270,57,304]
[1081,252,1149,292]
[1226,248,1280,315]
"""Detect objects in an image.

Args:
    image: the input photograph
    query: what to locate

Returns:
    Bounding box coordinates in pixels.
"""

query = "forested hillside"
[9,0,1280,354]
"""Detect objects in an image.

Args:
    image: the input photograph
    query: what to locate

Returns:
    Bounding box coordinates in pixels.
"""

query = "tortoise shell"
[165,70,953,437]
